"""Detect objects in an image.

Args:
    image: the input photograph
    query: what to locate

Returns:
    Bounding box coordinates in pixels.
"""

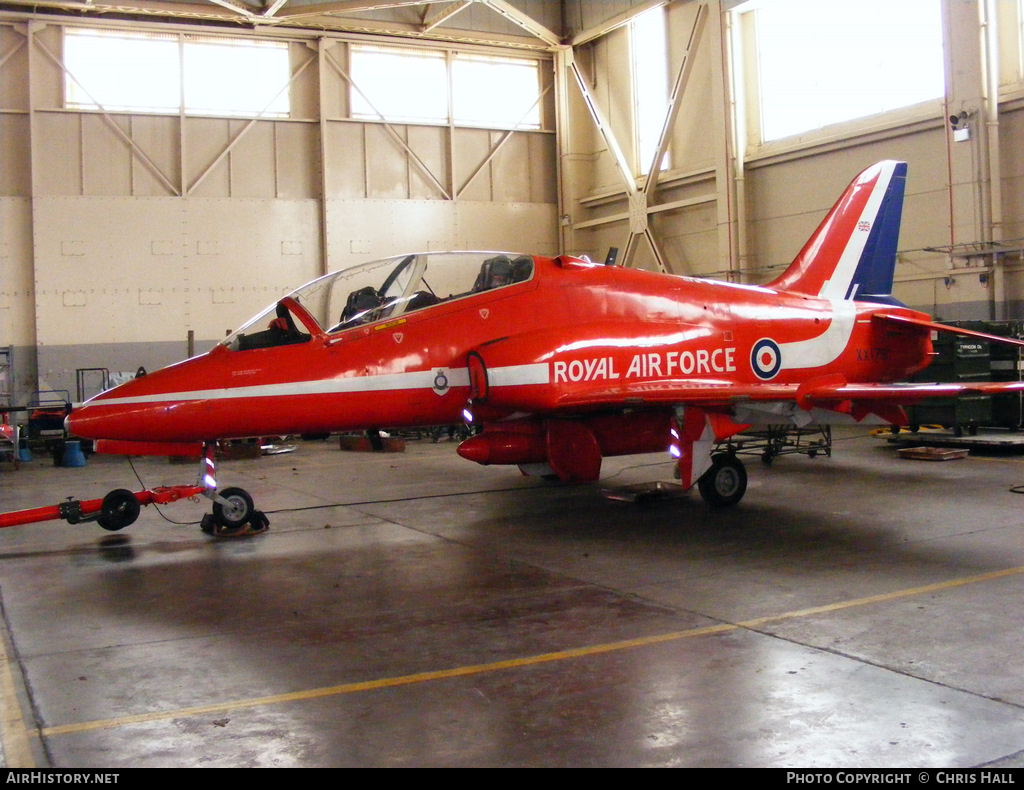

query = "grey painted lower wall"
[3,345,38,415]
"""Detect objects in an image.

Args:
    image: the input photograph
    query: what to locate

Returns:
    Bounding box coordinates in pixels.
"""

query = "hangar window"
[349,46,448,124]
[182,37,291,117]
[452,54,540,129]
[350,44,541,129]
[63,28,290,118]
[632,6,670,174]
[64,29,179,114]
[738,0,943,143]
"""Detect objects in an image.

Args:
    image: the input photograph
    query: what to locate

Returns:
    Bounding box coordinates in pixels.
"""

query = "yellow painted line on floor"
[0,622,35,767]
[736,564,1024,627]
[31,564,1024,739]
[965,454,1024,464]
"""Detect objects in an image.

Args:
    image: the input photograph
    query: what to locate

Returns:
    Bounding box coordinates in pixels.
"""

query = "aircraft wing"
[548,376,1024,412]
[793,379,1024,402]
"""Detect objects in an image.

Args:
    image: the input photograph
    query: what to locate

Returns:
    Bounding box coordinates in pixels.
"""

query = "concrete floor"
[0,427,1023,767]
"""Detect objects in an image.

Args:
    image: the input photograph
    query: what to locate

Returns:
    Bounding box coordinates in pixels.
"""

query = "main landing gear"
[0,445,269,537]
[696,453,748,507]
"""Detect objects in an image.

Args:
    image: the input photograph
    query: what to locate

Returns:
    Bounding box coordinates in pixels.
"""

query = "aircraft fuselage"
[68,254,934,449]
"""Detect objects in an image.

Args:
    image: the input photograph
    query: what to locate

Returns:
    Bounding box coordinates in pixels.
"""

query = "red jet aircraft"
[56,160,1024,532]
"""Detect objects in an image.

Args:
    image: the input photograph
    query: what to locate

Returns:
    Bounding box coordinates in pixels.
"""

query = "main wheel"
[212,487,255,529]
[97,489,141,531]
[697,454,747,507]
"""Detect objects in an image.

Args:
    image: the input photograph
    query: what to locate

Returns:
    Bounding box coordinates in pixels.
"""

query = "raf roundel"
[751,338,782,380]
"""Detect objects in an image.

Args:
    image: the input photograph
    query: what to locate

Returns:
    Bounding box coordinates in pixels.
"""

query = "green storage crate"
[961,320,1024,429]
[907,332,991,434]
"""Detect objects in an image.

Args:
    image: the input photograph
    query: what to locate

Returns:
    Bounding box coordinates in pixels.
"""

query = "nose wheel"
[200,487,269,537]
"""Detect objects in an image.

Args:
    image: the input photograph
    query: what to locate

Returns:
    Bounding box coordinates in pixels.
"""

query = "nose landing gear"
[196,447,268,537]
[200,486,269,537]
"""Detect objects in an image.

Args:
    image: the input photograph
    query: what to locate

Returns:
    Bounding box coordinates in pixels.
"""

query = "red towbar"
[0,484,207,530]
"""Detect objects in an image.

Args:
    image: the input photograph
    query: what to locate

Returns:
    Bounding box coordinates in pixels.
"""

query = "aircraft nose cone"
[65,403,86,435]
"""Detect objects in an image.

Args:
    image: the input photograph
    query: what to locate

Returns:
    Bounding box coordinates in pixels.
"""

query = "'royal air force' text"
[553,349,737,384]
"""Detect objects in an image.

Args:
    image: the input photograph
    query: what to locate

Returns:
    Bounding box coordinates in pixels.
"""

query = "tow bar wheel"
[97,489,141,531]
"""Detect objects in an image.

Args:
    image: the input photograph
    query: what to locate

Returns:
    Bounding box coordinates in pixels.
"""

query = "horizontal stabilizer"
[874,313,1024,349]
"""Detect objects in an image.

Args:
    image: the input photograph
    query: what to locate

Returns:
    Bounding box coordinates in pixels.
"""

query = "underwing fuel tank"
[456,431,547,466]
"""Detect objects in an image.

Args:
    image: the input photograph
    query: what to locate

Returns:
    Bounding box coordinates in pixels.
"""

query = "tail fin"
[767,160,907,305]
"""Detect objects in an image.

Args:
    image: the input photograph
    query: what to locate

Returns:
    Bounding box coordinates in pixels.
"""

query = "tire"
[97,489,141,531]
[212,487,255,529]
[697,454,748,507]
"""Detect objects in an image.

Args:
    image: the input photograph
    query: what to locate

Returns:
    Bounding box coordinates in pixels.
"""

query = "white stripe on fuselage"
[87,363,549,407]
[777,299,857,372]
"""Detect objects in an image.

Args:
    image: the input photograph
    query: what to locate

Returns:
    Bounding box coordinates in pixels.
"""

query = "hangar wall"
[3,0,1024,406]
[0,21,558,403]
[559,0,1024,323]
[557,0,721,277]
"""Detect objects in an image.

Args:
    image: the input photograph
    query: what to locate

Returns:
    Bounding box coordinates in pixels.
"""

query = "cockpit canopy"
[223,251,534,352]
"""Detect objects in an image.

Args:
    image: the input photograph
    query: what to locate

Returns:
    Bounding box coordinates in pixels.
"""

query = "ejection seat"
[340,286,384,325]
[510,255,534,283]
[472,256,515,292]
